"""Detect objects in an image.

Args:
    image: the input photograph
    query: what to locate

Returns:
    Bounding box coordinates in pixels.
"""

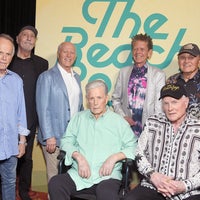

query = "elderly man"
[112,33,165,138]
[0,34,29,200]
[167,43,200,119]
[36,41,83,183]
[48,80,137,200]
[8,25,48,200]
[125,83,200,200]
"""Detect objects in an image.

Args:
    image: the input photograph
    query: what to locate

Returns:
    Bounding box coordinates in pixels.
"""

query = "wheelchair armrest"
[57,149,66,160]
[120,158,134,198]
[57,150,71,174]
[57,150,134,198]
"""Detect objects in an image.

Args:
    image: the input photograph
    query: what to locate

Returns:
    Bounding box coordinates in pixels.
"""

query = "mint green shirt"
[61,107,137,190]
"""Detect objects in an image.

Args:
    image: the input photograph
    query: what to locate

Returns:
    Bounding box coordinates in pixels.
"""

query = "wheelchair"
[57,150,134,200]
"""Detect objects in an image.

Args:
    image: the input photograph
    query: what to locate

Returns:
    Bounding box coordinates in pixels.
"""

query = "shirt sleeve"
[61,113,80,166]
[119,123,137,160]
[183,173,200,192]
[36,73,54,140]
[17,78,29,136]
[135,123,154,176]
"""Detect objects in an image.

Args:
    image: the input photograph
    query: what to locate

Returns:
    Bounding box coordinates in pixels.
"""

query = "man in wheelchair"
[49,80,137,200]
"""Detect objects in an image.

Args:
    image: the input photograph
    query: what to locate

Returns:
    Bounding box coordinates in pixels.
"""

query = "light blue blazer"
[36,64,83,146]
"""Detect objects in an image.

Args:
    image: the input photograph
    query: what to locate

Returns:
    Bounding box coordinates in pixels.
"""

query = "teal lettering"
[87,43,131,68]
[88,73,112,92]
[112,44,132,68]
[61,0,187,84]
[87,43,112,67]
[144,13,168,39]
[62,27,88,80]
[151,28,186,69]
[83,0,139,37]
[113,0,140,38]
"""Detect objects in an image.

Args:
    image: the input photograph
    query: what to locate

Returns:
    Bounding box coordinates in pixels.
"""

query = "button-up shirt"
[0,70,29,160]
[58,64,80,118]
[61,107,137,190]
[136,113,200,200]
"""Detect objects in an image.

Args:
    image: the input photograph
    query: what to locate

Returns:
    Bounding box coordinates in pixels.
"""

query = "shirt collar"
[15,52,34,60]
[0,69,13,79]
[179,69,200,81]
[133,63,148,69]
[89,106,109,119]
[57,63,74,76]
[4,69,13,76]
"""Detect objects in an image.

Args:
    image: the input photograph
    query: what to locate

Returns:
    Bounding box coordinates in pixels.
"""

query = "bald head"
[57,42,77,72]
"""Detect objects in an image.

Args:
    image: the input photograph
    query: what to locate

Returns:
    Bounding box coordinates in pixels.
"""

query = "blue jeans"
[0,156,17,200]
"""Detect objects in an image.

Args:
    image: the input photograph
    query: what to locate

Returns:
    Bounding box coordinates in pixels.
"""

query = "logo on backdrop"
[62,0,186,91]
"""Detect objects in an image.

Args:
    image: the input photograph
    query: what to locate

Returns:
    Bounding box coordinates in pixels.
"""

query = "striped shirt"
[136,113,200,200]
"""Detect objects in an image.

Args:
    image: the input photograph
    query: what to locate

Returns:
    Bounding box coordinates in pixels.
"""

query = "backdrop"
[32,0,200,190]
[35,0,200,95]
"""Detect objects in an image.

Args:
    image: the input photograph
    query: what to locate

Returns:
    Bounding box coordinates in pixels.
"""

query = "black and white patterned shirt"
[136,113,200,200]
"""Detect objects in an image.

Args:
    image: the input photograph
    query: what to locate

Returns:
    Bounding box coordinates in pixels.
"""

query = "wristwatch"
[146,169,155,180]
[18,141,27,146]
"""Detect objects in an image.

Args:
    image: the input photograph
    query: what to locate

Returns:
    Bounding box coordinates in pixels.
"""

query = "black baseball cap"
[19,25,38,37]
[159,84,187,100]
[178,43,200,57]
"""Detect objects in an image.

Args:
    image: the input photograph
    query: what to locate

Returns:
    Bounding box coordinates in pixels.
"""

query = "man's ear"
[106,95,109,104]
[184,97,189,109]
[148,49,153,59]
[16,36,19,44]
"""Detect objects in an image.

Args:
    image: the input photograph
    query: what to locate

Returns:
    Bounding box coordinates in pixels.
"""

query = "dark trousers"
[0,177,1,200]
[17,126,36,200]
[49,173,121,200]
[125,184,200,200]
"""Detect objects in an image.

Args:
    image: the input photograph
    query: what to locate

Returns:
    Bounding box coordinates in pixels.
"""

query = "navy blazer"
[36,64,83,146]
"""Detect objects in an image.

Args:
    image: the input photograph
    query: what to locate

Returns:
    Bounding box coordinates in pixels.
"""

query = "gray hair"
[0,33,15,56]
[85,80,108,96]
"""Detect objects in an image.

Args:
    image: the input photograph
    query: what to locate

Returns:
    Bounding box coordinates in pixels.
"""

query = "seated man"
[48,80,137,200]
[125,83,200,200]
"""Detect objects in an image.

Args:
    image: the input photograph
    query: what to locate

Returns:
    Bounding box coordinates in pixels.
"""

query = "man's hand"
[46,137,57,153]
[124,116,136,126]
[17,143,26,158]
[150,172,186,197]
[73,152,91,178]
[150,172,173,197]
[17,135,26,158]
[150,172,172,189]
[99,155,116,176]
[157,179,186,197]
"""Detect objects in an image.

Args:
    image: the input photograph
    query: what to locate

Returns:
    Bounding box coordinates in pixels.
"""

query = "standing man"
[0,34,29,200]
[167,43,200,119]
[112,33,165,186]
[125,83,200,200]
[36,41,83,183]
[8,25,48,200]
[48,80,137,200]
[112,33,165,138]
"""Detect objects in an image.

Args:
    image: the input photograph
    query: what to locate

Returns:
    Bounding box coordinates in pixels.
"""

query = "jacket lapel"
[53,65,69,99]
